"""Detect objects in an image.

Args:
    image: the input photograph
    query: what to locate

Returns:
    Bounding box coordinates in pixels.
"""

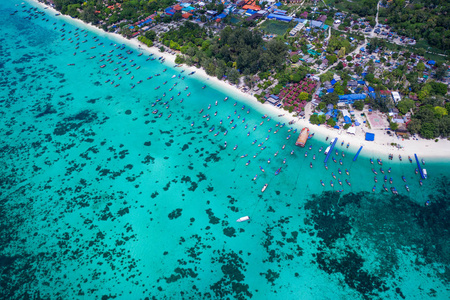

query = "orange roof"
[242,4,261,11]
[173,4,183,11]
[182,13,193,19]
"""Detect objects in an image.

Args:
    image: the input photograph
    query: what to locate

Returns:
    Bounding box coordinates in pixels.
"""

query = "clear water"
[1,1,449,299]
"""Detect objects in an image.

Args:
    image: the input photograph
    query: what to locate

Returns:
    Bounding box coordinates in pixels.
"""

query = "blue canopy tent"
[427,60,436,65]
[344,116,352,124]
[334,125,340,129]
[365,132,375,141]
[327,88,334,93]
[330,79,337,85]
[368,86,375,92]
[357,80,365,85]
[355,121,361,126]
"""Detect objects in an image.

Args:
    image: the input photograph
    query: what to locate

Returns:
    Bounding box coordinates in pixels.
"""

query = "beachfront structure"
[290,19,307,36]
[338,94,366,104]
[267,13,292,22]
[391,91,401,104]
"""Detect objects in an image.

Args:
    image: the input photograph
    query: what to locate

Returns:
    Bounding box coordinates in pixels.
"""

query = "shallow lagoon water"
[0,1,449,299]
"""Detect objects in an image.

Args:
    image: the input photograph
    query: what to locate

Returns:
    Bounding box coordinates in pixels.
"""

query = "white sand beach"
[31,0,450,160]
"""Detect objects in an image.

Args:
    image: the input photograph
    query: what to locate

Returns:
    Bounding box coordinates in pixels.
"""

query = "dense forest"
[162,23,288,83]
[379,0,450,51]
[327,0,379,17]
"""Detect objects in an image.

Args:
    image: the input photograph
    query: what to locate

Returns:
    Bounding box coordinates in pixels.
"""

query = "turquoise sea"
[1,1,449,299]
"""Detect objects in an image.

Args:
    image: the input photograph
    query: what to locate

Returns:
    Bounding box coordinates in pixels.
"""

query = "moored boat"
[295,127,310,147]
[261,184,268,192]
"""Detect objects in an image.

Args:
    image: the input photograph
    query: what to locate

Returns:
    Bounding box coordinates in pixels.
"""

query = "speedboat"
[380,168,384,174]
[374,176,378,183]
[345,169,349,176]
[261,184,268,192]
[330,180,334,187]
[233,145,237,150]
[320,180,325,186]
[313,154,316,160]
[399,155,402,161]
[389,178,393,184]
[338,169,342,175]
[246,160,250,166]
[331,172,336,179]
[283,158,286,164]
[370,158,374,164]
[372,168,377,175]
[346,179,351,186]
[405,185,410,192]
[408,156,412,163]
[275,168,281,175]
[402,176,406,182]
[310,162,313,168]
[383,184,388,192]
[338,179,342,186]
[372,186,376,192]
[259,166,265,172]
[253,175,257,181]
[237,216,250,223]
[419,180,423,186]
[384,175,387,183]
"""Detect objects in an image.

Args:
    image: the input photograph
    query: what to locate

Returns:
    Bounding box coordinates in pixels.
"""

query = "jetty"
[414,154,426,179]
[324,138,338,164]
[353,146,363,161]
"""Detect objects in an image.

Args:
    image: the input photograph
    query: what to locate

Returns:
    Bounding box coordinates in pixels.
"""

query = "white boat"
[423,169,427,179]
[261,183,268,192]
[236,216,250,222]
[330,138,336,144]
[324,146,331,155]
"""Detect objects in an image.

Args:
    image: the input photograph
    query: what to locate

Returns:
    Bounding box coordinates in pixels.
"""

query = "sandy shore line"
[29,0,450,160]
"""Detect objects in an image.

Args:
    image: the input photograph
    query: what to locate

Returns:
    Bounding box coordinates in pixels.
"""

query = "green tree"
[353,100,364,111]
[174,55,185,64]
[145,30,157,41]
[299,92,309,101]
[435,106,448,118]
[321,93,339,105]
[416,61,425,72]
[327,118,336,127]
[390,122,399,131]
[397,99,415,114]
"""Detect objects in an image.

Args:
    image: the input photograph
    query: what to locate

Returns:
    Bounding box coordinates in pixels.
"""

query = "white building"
[391,91,401,104]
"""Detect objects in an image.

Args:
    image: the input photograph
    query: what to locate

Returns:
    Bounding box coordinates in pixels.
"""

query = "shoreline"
[29,0,450,160]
